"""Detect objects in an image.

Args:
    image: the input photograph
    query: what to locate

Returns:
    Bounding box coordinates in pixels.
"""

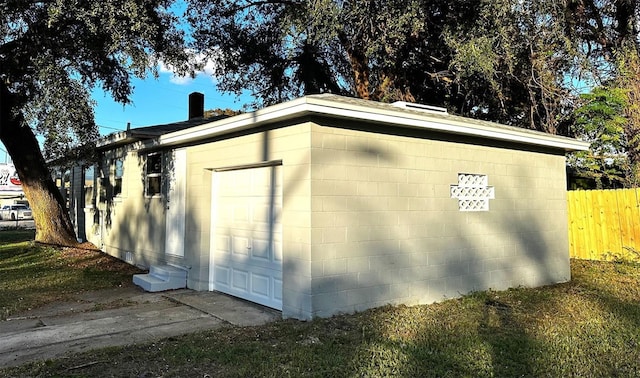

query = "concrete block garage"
[63,94,589,320]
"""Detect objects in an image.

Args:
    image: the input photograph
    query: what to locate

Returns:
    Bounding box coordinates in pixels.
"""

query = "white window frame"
[83,164,95,208]
[145,153,163,197]
[113,158,124,198]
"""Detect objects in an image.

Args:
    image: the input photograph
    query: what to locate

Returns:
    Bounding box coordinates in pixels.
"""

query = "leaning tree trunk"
[0,82,78,246]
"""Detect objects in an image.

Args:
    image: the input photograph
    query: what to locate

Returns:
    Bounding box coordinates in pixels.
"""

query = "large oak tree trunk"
[0,82,78,246]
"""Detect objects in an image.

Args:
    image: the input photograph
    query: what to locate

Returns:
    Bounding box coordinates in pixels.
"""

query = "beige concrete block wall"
[78,118,571,321]
[308,124,570,318]
[98,148,167,267]
[184,124,313,319]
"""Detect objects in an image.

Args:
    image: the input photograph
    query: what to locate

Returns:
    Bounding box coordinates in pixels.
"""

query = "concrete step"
[150,265,188,279]
[133,265,187,292]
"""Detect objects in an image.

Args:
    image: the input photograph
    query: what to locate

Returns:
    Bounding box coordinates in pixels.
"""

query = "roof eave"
[95,130,137,149]
[156,96,590,152]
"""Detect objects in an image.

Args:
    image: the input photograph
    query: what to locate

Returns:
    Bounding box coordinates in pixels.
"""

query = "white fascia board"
[159,97,310,146]
[95,131,129,148]
[305,101,591,151]
[159,96,590,152]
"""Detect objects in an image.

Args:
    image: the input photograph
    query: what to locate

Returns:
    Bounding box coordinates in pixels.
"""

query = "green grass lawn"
[2,231,640,377]
[0,230,142,320]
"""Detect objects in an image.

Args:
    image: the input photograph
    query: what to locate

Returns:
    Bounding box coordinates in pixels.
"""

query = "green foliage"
[187,0,345,106]
[444,0,583,133]
[186,0,471,106]
[0,0,190,159]
[568,86,630,188]
[602,246,640,265]
[1,0,192,244]
[184,0,586,133]
[204,108,244,118]
[185,0,639,140]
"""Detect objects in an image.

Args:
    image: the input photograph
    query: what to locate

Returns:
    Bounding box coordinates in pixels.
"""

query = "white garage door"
[210,165,283,310]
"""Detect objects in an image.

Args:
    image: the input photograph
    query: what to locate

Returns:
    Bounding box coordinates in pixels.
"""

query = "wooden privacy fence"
[567,188,640,262]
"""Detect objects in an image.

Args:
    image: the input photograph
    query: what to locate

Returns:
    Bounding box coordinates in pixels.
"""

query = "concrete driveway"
[0,287,280,368]
[0,219,35,230]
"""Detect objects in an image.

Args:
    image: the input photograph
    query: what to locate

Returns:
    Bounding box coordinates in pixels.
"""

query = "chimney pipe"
[188,92,204,120]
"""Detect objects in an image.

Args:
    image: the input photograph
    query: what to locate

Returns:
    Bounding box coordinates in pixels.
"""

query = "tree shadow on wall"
[288,131,572,375]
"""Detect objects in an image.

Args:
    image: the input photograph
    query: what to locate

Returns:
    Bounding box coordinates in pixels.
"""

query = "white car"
[0,205,33,220]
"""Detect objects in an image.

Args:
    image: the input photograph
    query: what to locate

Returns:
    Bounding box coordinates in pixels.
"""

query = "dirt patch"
[58,242,144,276]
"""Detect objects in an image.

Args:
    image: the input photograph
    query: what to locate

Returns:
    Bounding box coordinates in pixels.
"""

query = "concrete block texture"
[307,123,570,319]
[86,117,571,321]
[63,95,572,319]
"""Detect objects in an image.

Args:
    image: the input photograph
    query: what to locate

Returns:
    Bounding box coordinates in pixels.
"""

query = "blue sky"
[92,0,256,136]
[0,1,254,165]
[0,72,251,164]
[92,71,251,135]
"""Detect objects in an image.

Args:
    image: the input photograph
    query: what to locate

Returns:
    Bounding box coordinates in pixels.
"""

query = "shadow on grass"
[342,299,540,377]
[0,229,35,244]
[1,274,586,375]
[2,260,639,377]
[0,237,142,320]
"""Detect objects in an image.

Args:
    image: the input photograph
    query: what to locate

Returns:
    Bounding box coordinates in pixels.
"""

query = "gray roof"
[156,94,590,152]
[96,115,229,149]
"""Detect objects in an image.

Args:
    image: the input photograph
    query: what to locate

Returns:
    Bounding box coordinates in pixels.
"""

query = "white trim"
[158,95,590,152]
[208,171,219,292]
[391,101,448,114]
[165,148,187,258]
[211,159,283,172]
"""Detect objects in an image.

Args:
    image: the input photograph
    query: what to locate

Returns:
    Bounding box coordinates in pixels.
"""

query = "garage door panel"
[217,204,233,222]
[218,251,279,271]
[224,268,282,308]
[250,239,271,260]
[232,269,249,291]
[211,165,283,310]
[232,236,250,256]
[215,235,231,254]
[273,242,283,262]
[251,169,271,189]
[249,222,277,234]
[214,266,230,287]
[274,278,283,301]
[233,210,250,223]
[253,204,277,218]
[251,273,270,297]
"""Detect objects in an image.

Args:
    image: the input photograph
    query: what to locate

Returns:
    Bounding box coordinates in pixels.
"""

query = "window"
[113,159,123,196]
[145,153,162,196]
[98,162,108,203]
[63,169,71,210]
[84,165,95,208]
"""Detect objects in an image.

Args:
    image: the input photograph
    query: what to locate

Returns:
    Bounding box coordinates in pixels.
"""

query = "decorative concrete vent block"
[450,173,495,211]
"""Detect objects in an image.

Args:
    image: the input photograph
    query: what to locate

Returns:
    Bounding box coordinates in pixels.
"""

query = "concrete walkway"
[0,287,280,368]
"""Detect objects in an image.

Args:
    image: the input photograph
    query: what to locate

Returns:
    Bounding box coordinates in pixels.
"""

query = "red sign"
[0,164,22,192]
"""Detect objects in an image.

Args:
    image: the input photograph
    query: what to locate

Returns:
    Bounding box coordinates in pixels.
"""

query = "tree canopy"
[186,0,640,187]
[0,0,191,244]
[2,0,640,247]
[1,0,190,159]
[568,86,629,188]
